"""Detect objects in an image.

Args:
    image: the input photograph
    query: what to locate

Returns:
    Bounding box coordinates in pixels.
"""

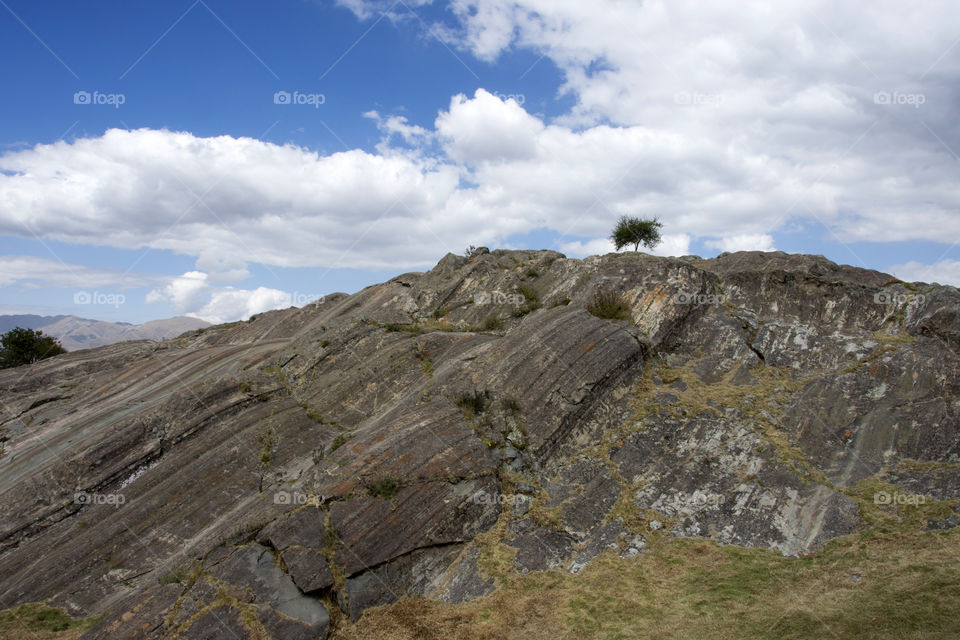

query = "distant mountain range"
[0,314,210,351]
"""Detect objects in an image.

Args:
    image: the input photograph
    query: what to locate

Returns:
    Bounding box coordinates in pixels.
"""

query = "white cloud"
[364,110,432,151]
[5,0,960,281]
[886,259,960,287]
[193,287,298,325]
[435,89,544,164]
[705,234,776,253]
[0,255,153,290]
[0,116,784,272]
[194,252,251,283]
[558,237,615,258]
[0,128,464,271]
[146,271,210,313]
[652,234,693,257]
[146,271,306,323]
[345,0,960,250]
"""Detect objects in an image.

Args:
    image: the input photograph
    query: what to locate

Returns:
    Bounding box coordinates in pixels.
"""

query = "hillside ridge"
[0,248,957,639]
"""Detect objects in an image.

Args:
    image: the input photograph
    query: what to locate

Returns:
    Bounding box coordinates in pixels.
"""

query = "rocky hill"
[0,249,957,639]
[0,314,211,351]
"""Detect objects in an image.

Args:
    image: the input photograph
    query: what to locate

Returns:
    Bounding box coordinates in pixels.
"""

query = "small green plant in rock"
[160,568,187,585]
[367,476,399,499]
[330,433,350,452]
[454,389,491,417]
[481,315,503,331]
[588,288,632,321]
[502,395,522,415]
[256,423,277,492]
[513,284,542,317]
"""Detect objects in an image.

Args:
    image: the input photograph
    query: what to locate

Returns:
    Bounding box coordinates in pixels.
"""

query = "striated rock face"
[0,249,958,638]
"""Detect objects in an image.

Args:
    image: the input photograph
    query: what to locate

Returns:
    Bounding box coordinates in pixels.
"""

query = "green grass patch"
[300,402,340,428]
[513,284,543,317]
[587,288,631,321]
[367,476,400,499]
[383,322,425,335]
[0,603,105,638]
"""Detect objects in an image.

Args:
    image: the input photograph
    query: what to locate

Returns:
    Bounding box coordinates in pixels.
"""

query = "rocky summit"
[1,249,958,639]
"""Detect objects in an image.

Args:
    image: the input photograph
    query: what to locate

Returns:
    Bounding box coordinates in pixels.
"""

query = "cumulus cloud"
[146,271,310,323]
[343,0,960,248]
[3,0,960,284]
[0,107,790,274]
[145,271,210,313]
[435,89,543,164]
[193,287,301,325]
[886,259,960,287]
[0,128,464,271]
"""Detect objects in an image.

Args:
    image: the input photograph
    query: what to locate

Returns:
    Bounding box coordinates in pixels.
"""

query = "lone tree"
[610,215,662,251]
[0,327,66,369]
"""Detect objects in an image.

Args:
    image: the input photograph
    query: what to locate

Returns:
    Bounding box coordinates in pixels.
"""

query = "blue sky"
[1,0,959,323]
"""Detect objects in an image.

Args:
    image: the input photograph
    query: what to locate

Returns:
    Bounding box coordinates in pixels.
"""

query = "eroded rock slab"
[0,248,955,638]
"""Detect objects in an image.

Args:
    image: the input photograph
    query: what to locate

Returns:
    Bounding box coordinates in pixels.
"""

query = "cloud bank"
[3,0,959,319]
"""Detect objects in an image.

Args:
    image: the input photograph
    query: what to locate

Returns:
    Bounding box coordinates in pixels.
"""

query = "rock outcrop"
[0,249,957,639]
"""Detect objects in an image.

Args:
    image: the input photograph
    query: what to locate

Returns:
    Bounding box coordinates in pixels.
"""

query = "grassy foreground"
[0,603,103,640]
[4,490,957,639]
[333,525,960,640]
